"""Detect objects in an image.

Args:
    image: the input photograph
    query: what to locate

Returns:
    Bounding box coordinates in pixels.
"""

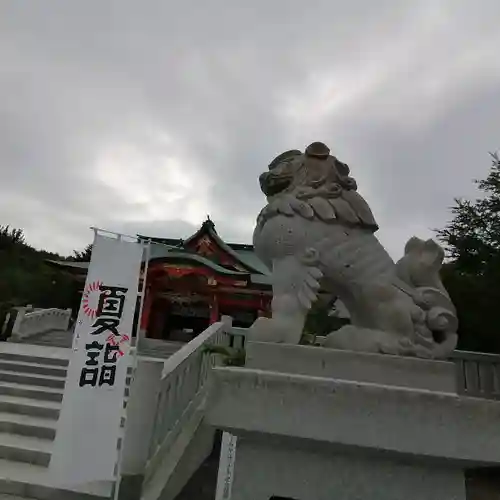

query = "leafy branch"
[203,344,246,366]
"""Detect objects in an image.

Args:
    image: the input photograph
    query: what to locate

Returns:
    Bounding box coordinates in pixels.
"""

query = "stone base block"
[245,341,457,393]
[208,342,500,500]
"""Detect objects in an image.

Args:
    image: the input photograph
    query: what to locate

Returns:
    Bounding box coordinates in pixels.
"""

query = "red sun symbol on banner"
[82,280,102,319]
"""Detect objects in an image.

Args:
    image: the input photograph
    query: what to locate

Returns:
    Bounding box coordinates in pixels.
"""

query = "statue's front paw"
[379,338,403,356]
[248,317,280,343]
[248,316,303,344]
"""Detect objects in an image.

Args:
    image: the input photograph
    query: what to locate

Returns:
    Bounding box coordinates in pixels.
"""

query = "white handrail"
[160,320,229,378]
[147,316,233,466]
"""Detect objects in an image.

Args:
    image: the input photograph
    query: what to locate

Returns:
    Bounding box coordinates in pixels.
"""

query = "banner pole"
[72,228,98,353]
[136,240,151,352]
[112,239,150,500]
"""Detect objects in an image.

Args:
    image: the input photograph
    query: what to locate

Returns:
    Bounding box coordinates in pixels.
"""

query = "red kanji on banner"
[82,281,103,318]
[106,333,130,357]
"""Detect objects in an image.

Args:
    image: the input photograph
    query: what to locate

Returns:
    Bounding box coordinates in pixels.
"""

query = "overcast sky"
[1,1,499,259]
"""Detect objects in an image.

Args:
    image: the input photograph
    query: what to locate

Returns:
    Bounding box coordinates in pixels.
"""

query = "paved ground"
[18,329,73,348]
[0,341,70,360]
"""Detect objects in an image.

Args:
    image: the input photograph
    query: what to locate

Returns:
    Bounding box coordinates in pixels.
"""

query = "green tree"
[70,244,93,262]
[437,152,500,353]
[0,224,76,312]
[0,225,26,249]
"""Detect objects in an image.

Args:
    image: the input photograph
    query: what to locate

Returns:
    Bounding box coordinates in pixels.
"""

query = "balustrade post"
[10,307,27,339]
[210,295,220,324]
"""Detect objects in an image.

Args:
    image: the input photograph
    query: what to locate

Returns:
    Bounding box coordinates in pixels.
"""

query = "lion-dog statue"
[250,141,458,358]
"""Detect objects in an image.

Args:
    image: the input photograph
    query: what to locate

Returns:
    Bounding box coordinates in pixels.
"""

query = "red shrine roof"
[47,218,271,286]
[139,217,269,275]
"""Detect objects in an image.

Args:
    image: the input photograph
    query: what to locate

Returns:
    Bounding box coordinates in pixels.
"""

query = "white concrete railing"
[315,337,500,401]
[227,326,248,350]
[144,316,233,481]
[451,350,500,400]
[11,307,72,341]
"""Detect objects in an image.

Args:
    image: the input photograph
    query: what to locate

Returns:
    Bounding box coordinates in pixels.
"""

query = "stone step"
[138,341,184,359]
[0,459,111,500]
[0,433,52,467]
[26,340,72,349]
[0,371,66,390]
[138,350,176,359]
[20,330,73,349]
[0,382,63,403]
[0,413,57,441]
[0,361,66,379]
[0,395,60,420]
[139,339,184,350]
[139,345,181,352]
[0,352,68,368]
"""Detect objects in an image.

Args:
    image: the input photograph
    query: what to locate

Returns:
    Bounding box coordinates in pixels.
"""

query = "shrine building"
[48,218,272,342]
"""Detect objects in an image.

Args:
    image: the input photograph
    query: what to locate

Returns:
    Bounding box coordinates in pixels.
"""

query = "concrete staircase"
[1,329,211,500]
[0,347,111,500]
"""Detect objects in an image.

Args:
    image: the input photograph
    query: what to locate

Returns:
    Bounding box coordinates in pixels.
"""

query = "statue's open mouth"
[260,173,292,197]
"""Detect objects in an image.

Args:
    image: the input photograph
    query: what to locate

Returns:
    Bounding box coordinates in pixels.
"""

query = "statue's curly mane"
[257,147,378,232]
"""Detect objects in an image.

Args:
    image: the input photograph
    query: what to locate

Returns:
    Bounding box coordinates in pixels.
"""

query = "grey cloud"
[0,0,499,259]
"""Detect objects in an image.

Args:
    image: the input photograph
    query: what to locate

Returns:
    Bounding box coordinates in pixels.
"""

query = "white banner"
[50,234,143,487]
[215,432,238,500]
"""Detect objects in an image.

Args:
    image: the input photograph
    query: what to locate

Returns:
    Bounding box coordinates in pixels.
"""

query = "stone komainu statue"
[251,141,458,358]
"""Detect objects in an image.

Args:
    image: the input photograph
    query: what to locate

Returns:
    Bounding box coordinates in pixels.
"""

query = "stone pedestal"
[206,342,500,500]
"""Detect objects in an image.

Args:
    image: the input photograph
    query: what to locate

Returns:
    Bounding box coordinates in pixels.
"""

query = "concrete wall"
[121,358,165,476]
[175,431,222,500]
[157,422,216,500]
[230,436,465,500]
[140,414,216,500]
